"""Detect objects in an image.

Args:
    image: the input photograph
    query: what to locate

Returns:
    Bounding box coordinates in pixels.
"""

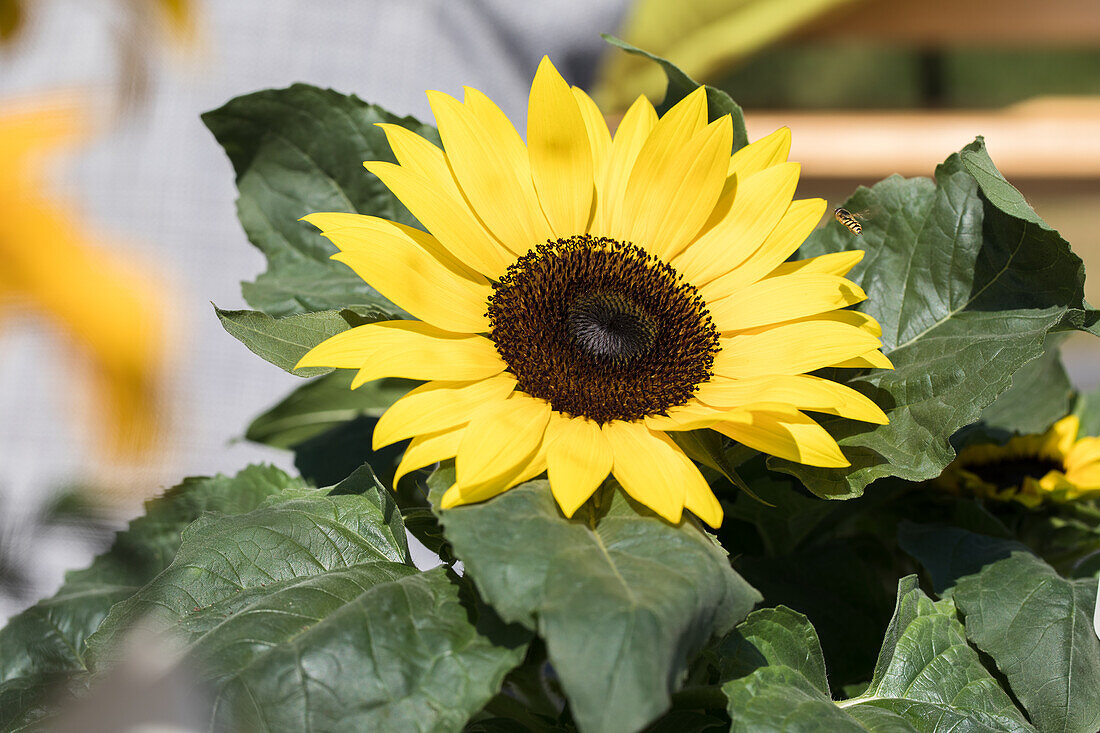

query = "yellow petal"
[833,349,894,369]
[572,86,612,182]
[673,162,801,287]
[603,420,690,524]
[303,215,491,333]
[373,374,517,449]
[684,477,724,529]
[698,198,827,302]
[296,320,505,384]
[696,374,888,424]
[545,412,613,517]
[766,250,865,279]
[528,57,594,237]
[455,393,552,488]
[364,161,514,278]
[374,122,446,179]
[714,320,882,378]
[393,425,465,487]
[428,88,553,252]
[621,116,733,260]
[728,126,791,179]
[709,273,867,332]
[593,94,657,235]
[440,441,549,509]
[713,408,849,467]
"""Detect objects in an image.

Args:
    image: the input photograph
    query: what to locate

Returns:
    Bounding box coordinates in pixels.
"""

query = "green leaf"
[433,470,759,733]
[772,138,1095,498]
[900,525,1100,733]
[246,370,414,448]
[1072,384,1100,438]
[971,342,1073,439]
[600,35,748,151]
[215,305,381,376]
[202,84,438,316]
[722,577,1035,732]
[0,465,303,686]
[721,465,835,556]
[711,606,828,690]
[84,484,525,731]
[0,466,305,728]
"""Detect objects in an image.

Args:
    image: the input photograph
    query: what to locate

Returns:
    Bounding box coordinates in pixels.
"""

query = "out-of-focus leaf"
[434,470,759,733]
[246,370,414,449]
[1072,384,1100,438]
[773,139,1095,498]
[85,483,524,731]
[900,524,1100,733]
[600,35,748,150]
[0,466,305,727]
[202,84,435,317]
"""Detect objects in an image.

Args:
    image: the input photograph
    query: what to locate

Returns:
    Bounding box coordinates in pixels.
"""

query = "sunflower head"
[295,56,893,528]
[939,415,1100,507]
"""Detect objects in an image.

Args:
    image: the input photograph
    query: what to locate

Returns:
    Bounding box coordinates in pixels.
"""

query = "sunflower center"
[487,235,719,424]
[970,457,1063,489]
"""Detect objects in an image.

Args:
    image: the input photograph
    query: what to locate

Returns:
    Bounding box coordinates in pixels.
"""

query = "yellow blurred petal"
[727,126,790,178]
[427,88,553,252]
[603,420,690,524]
[674,162,801,287]
[528,57,594,237]
[294,320,505,385]
[545,412,613,518]
[698,198,827,302]
[709,273,866,332]
[622,116,733,260]
[572,86,612,183]
[373,374,517,449]
[714,320,882,378]
[697,374,888,424]
[364,161,514,278]
[455,393,552,488]
[393,425,465,487]
[1066,436,1100,472]
[1042,415,1080,459]
[713,408,849,467]
[302,216,491,333]
[766,250,865,279]
[593,94,657,235]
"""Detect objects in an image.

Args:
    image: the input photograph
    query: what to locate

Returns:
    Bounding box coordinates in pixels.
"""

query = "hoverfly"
[833,207,867,236]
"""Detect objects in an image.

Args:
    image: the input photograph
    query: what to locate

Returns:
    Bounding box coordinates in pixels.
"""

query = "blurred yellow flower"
[939,415,1100,507]
[0,98,168,457]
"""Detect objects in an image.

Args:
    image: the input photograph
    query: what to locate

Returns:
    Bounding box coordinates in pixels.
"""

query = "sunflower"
[938,415,1100,507]
[295,57,891,528]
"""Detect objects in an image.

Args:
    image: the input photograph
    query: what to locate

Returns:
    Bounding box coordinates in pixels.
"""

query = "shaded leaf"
[202,84,436,316]
[723,577,1034,732]
[600,35,748,151]
[900,524,1100,733]
[711,606,827,690]
[434,470,759,733]
[1072,384,1100,438]
[246,370,414,448]
[970,342,1073,439]
[773,139,1094,497]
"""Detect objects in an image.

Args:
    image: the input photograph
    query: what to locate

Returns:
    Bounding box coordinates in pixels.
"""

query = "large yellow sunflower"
[295,57,891,527]
[938,415,1100,507]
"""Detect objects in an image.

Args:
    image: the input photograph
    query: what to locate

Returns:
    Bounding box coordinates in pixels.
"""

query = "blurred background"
[2,0,1099,625]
